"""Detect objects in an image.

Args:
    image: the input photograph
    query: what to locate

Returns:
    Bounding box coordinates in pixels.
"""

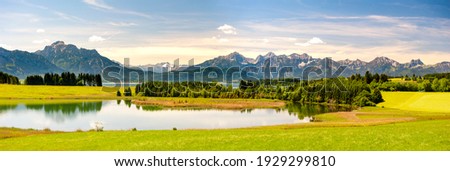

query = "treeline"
[132,74,384,107]
[0,72,20,85]
[365,72,449,92]
[375,77,449,92]
[349,71,389,84]
[423,73,450,80]
[25,72,102,86]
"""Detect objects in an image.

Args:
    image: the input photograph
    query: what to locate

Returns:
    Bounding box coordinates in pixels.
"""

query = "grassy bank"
[0,84,116,99]
[0,127,61,139]
[133,97,285,109]
[1,119,449,150]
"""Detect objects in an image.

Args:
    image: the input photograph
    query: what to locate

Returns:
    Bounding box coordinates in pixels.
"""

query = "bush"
[116,90,122,96]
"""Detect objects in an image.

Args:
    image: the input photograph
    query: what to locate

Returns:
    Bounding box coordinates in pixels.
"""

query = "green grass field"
[0,84,116,99]
[378,92,450,113]
[1,120,448,150]
[389,78,417,83]
[0,85,449,150]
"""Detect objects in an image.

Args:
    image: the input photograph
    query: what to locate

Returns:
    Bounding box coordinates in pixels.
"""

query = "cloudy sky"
[0,0,449,65]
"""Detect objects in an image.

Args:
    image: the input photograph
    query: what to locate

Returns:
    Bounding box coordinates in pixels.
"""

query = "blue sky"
[0,0,449,65]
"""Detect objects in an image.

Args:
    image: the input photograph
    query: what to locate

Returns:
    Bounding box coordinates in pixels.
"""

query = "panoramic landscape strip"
[1,0,449,152]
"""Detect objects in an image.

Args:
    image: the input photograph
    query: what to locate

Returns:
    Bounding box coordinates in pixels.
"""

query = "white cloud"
[54,11,85,22]
[36,29,45,33]
[217,24,237,35]
[262,38,269,43]
[83,0,113,10]
[108,22,137,27]
[83,0,152,19]
[295,37,325,46]
[88,35,106,42]
[308,37,324,44]
[32,39,50,44]
[367,15,398,23]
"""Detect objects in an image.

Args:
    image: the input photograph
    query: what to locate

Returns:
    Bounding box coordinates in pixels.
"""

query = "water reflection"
[0,100,350,131]
[124,100,132,108]
[0,104,18,114]
[283,103,351,120]
[22,102,103,123]
[25,102,102,114]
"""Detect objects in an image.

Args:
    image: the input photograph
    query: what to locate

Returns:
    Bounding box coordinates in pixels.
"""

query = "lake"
[0,100,349,131]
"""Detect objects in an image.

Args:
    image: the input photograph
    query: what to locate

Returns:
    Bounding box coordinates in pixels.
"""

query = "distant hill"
[0,47,64,78]
[178,52,450,78]
[0,41,121,78]
[35,41,120,74]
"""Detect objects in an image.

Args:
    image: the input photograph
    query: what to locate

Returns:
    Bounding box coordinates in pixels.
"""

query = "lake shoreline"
[132,97,286,109]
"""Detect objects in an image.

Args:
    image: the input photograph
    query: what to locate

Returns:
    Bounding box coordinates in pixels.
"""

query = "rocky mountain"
[197,52,251,68]
[0,47,64,78]
[366,56,400,74]
[177,52,450,78]
[407,59,424,68]
[134,62,171,73]
[35,41,120,74]
[433,62,450,73]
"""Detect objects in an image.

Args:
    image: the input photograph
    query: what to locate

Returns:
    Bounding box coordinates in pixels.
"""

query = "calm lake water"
[0,100,349,131]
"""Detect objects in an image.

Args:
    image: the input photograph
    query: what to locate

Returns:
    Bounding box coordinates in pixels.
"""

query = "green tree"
[418,80,432,92]
[438,78,449,92]
[135,84,141,95]
[431,78,440,91]
[364,71,372,84]
[116,90,121,97]
[144,88,151,97]
[371,88,384,103]
[373,73,380,83]
[95,74,102,86]
[124,87,132,96]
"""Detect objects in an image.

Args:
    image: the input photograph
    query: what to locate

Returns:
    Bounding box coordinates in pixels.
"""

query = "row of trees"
[349,71,389,84]
[423,73,450,80]
[25,72,102,86]
[0,72,20,85]
[375,78,449,92]
[132,74,384,107]
[367,72,450,92]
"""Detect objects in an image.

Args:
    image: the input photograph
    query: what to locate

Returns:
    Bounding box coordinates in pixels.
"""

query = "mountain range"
[0,41,449,79]
[179,52,450,78]
[0,41,120,78]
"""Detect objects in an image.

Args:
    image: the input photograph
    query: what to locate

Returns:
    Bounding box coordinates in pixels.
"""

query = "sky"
[0,0,449,65]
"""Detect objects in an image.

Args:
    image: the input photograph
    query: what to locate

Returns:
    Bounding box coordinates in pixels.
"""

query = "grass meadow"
[378,92,450,113]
